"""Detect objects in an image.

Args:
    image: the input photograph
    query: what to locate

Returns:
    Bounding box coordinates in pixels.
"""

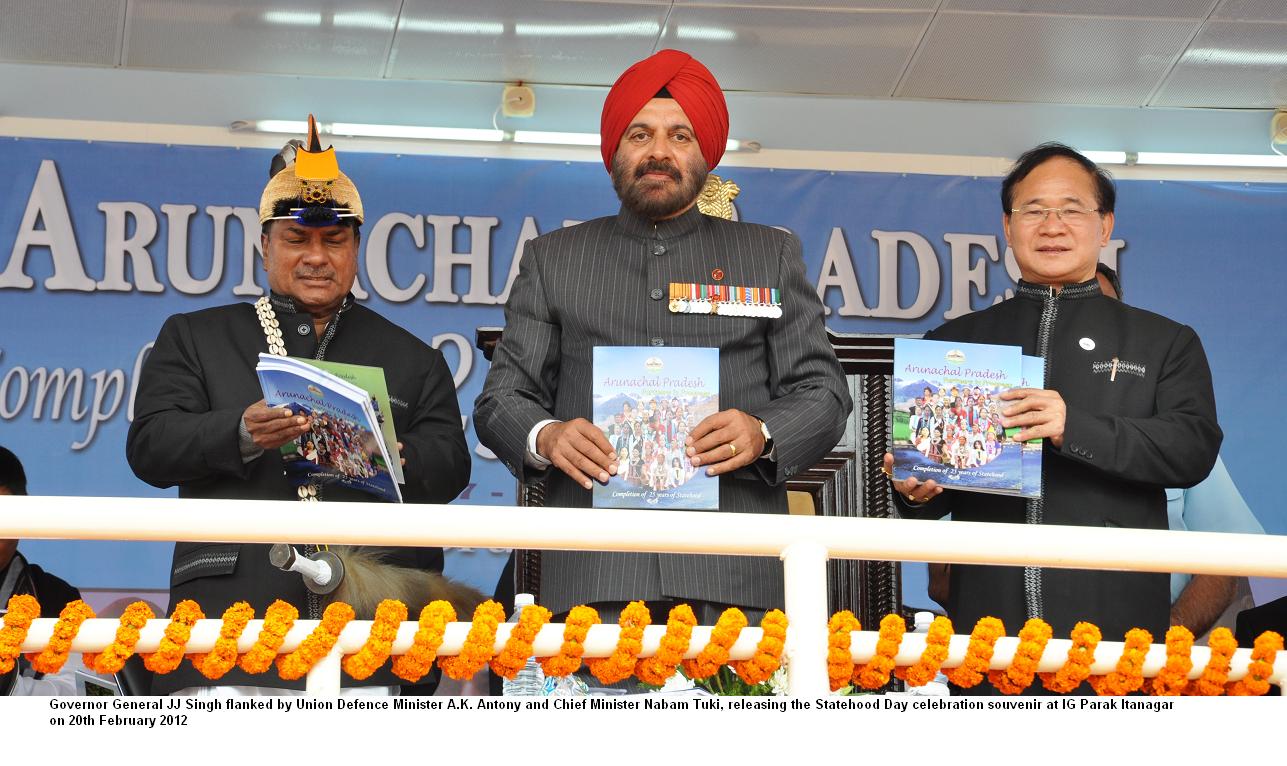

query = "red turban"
[600,49,729,172]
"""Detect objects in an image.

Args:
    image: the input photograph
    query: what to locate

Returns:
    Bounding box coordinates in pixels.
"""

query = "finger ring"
[728,443,737,456]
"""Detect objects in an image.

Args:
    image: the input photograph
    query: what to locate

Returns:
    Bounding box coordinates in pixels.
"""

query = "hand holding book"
[685,408,766,476]
[998,387,1067,448]
[883,452,944,505]
[242,399,310,450]
[536,418,618,490]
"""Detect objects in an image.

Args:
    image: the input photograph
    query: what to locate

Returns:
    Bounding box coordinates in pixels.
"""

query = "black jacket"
[900,279,1221,642]
[1,554,82,695]
[127,298,470,693]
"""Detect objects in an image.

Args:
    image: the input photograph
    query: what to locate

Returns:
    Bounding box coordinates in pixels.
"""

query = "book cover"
[891,338,1024,495]
[1019,355,1045,499]
[592,346,719,510]
[256,355,401,502]
[299,358,404,485]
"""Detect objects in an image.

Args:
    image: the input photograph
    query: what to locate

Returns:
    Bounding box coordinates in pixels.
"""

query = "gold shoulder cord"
[696,174,740,221]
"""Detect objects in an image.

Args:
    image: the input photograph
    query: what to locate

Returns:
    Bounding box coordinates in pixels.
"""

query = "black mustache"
[635,160,681,181]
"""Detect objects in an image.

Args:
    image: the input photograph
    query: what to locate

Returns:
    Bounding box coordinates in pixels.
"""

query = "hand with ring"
[882,453,944,505]
[685,408,764,477]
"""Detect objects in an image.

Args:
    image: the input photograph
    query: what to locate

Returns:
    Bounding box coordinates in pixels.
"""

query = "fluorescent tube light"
[330,123,504,142]
[233,121,758,152]
[1084,150,1287,168]
[512,131,601,146]
[1136,152,1287,168]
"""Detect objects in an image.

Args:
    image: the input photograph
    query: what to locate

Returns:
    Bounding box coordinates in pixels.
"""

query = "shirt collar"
[1015,277,1102,301]
[267,291,356,316]
[615,203,706,241]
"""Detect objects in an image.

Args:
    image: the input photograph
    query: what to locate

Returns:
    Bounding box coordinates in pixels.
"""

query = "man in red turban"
[599,49,729,173]
[476,50,850,640]
[593,49,731,222]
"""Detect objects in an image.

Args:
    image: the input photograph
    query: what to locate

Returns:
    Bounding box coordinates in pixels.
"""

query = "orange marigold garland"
[1149,625,1194,697]
[28,599,95,674]
[682,607,746,682]
[1,595,41,673]
[439,600,504,681]
[1185,627,1236,696]
[853,613,906,690]
[342,599,407,681]
[539,605,599,678]
[731,609,788,686]
[635,604,697,687]
[588,600,651,685]
[142,600,205,674]
[490,601,552,680]
[238,600,296,675]
[1226,630,1283,697]
[826,611,861,691]
[1088,628,1152,696]
[896,615,953,687]
[84,601,154,674]
[944,617,1004,689]
[1040,621,1101,694]
[277,601,353,681]
[191,601,254,681]
[391,600,455,683]
[989,618,1052,695]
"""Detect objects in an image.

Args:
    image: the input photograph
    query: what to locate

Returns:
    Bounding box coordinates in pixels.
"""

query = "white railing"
[3,495,1286,696]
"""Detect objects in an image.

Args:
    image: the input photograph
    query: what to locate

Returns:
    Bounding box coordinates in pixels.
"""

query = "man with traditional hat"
[127,118,471,695]
[474,51,851,625]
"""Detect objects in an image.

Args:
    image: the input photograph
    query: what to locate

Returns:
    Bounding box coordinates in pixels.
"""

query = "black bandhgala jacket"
[128,296,470,694]
[899,278,1221,644]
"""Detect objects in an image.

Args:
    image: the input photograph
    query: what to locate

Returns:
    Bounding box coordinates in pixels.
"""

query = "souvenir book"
[592,346,719,510]
[256,354,402,502]
[891,338,1041,498]
[1019,355,1045,499]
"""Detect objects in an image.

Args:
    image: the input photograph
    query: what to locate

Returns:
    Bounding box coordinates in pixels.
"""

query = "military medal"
[768,287,783,318]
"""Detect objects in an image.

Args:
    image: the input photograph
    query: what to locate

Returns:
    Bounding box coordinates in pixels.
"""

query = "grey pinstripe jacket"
[474,204,852,615]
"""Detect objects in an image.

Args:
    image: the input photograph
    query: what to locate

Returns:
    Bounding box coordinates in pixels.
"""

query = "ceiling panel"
[1151,21,1287,107]
[388,0,667,84]
[945,0,1217,16]
[0,0,122,67]
[898,12,1199,105]
[125,0,400,77]
[1213,0,1287,21]
[674,1,937,9]
[661,6,931,96]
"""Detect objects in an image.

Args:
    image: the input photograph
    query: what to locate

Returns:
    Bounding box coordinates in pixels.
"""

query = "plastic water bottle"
[907,611,951,696]
[502,593,547,697]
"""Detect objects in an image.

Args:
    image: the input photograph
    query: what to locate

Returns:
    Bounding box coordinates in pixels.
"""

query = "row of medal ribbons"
[668,282,784,318]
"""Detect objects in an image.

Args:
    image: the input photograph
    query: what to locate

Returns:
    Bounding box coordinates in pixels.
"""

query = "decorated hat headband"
[258,114,365,226]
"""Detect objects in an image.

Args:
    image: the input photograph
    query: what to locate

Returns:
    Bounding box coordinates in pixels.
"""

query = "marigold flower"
[539,605,599,678]
[276,602,352,681]
[989,618,1051,695]
[392,600,455,683]
[343,599,407,681]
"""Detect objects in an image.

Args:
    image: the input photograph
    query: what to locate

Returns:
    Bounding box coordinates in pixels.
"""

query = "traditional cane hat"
[258,114,364,226]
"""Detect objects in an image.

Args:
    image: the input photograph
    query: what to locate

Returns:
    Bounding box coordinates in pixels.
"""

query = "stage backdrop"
[2,137,1283,597]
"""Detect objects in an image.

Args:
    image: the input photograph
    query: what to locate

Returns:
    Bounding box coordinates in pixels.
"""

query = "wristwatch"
[757,417,774,458]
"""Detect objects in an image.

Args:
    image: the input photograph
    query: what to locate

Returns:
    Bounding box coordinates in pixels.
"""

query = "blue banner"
[2,137,1283,593]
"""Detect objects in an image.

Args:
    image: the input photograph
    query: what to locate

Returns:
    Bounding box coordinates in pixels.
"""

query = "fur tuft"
[328,546,486,620]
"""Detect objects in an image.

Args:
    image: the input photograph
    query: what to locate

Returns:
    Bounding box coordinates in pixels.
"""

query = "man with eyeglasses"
[887,143,1221,688]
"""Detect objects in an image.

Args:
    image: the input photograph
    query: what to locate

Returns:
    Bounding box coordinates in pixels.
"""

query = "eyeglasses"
[1010,205,1101,225]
